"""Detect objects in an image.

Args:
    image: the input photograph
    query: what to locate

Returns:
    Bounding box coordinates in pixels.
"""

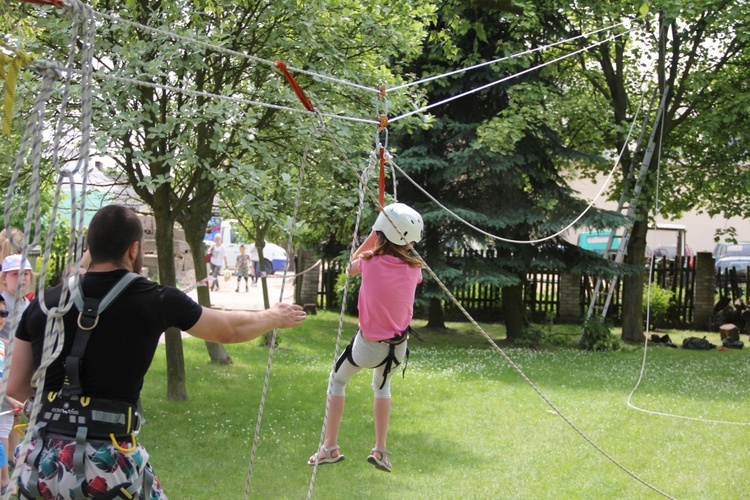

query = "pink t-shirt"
[357,254,423,342]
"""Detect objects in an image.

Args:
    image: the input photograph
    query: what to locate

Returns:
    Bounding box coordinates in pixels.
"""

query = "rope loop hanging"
[5,3,97,497]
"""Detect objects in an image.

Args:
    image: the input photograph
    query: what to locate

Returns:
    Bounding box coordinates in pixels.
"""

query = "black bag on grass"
[722,337,744,349]
[682,336,716,350]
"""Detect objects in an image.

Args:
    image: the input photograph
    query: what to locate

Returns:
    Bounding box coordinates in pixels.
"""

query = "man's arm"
[187,302,306,344]
[7,338,36,403]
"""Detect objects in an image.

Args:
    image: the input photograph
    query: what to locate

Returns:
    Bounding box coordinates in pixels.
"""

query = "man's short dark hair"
[87,205,143,264]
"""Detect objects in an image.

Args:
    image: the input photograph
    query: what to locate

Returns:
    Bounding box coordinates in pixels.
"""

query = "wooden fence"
[715,265,749,304]
[318,254,708,326]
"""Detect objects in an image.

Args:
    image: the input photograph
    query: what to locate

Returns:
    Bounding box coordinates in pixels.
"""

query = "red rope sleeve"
[275,60,315,113]
[19,0,64,6]
[379,146,386,208]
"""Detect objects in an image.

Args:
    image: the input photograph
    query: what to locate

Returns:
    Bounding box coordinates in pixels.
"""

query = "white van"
[204,219,288,274]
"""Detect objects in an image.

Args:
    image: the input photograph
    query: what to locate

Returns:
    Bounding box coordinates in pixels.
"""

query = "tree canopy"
[4,0,750,349]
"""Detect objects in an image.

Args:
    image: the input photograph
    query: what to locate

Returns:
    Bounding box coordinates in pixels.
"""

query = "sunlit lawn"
[138,312,750,499]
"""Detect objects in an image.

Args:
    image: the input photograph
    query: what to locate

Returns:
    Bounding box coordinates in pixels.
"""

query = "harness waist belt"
[39,391,141,440]
[379,332,408,345]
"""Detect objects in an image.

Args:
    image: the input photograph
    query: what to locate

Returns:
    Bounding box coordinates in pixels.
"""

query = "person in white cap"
[0,254,33,340]
[308,202,424,473]
[0,253,32,487]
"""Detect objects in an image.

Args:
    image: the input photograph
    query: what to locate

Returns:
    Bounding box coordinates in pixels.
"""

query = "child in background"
[0,255,32,479]
[308,203,424,473]
[235,244,251,292]
[0,295,22,495]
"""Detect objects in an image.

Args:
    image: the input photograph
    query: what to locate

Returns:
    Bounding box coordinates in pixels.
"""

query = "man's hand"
[270,302,306,329]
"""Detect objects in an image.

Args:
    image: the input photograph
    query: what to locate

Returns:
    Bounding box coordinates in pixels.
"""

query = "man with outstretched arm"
[7,204,306,499]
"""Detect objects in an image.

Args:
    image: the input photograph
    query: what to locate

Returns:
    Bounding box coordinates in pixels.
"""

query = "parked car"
[651,244,694,260]
[715,255,750,285]
[712,241,750,260]
[254,242,289,274]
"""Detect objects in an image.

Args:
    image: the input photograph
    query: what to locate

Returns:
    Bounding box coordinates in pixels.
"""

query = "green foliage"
[335,270,360,316]
[643,282,674,328]
[580,316,620,351]
[513,324,544,348]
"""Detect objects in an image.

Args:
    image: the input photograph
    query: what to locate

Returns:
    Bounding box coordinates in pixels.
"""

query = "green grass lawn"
[138,312,750,499]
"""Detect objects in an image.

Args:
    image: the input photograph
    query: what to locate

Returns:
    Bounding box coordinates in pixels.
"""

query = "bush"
[513,325,544,349]
[335,272,361,316]
[643,283,674,328]
[579,316,620,351]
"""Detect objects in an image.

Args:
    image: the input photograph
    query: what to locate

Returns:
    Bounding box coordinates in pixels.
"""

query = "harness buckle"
[76,311,99,330]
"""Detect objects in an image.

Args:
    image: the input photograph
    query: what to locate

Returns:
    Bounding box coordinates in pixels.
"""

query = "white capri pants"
[328,331,407,399]
[0,413,12,439]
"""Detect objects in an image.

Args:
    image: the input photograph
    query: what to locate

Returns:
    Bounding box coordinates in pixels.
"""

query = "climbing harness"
[19,272,154,500]
[335,327,424,390]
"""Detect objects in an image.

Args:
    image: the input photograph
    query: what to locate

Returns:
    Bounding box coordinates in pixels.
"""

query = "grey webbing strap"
[143,465,155,499]
[72,272,141,313]
[91,409,127,426]
[25,422,48,499]
[117,471,144,500]
[71,426,88,499]
[63,272,141,398]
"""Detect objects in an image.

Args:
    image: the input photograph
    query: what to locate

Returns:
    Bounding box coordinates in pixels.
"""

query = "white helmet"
[372,203,424,245]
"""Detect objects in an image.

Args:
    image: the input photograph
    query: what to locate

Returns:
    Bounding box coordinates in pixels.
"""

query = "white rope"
[243,114,323,498]
[349,173,675,499]
[37,6,636,132]
[36,62,379,126]
[306,139,378,500]
[279,113,675,497]
[91,8,379,95]
[3,2,96,498]
[389,22,627,92]
[387,94,644,246]
[382,50,661,246]
[627,78,750,427]
[93,5,626,106]
[390,29,635,124]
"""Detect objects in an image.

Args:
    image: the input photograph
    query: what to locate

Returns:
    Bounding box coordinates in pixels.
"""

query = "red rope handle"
[379,146,386,208]
[19,0,64,6]
[275,60,315,113]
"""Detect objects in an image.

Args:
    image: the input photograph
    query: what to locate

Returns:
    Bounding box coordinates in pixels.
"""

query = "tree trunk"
[620,220,647,343]
[152,198,191,400]
[254,228,277,348]
[164,327,187,401]
[426,297,445,329]
[502,284,528,340]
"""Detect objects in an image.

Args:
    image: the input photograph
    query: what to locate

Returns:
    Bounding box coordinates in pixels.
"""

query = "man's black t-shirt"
[16,270,203,405]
